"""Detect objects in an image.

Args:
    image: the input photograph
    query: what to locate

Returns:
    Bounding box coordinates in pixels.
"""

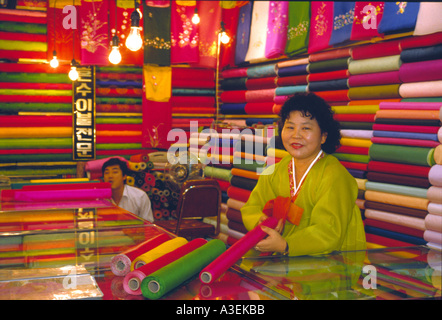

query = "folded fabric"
[308,1,333,53]
[400,44,442,63]
[378,1,420,35]
[348,55,402,75]
[364,200,428,219]
[368,160,430,178]
[399,59,442,83]
[348,71,401,87]
[413,2,442,36]
[328,1,355,47]
[284,1,310,57]
[350,1,384,41]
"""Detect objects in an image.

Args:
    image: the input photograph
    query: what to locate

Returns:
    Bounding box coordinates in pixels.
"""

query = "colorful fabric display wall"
[217,2,442,251]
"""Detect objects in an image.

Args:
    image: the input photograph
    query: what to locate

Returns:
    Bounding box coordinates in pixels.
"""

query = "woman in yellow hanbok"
[241,93,366,256]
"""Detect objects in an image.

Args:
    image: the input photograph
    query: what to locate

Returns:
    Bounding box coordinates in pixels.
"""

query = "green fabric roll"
[0,154,73,163]
[348,55,402,75]
[333,153,370,164]
[0,89,72,96]
[95,117,142,124]
[369,143,435,167]
[365,181,428,199]
[0,73,70,84]
[96,143,142,150]
[96,66,142,74]
[0,21,47,34]
[232,156,266,172]
[203,166,232,181]
[401,97,442,102]
[0,138,72,149]
[96,97,142,104]
[0,103,71,113]
[0,167,77,176]
[0,40,47,52]
[348,84,400,100]
[141,239,226,300]
[308,57,350,73]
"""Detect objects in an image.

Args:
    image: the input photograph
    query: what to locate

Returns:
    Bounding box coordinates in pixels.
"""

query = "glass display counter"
[0,200,440,300]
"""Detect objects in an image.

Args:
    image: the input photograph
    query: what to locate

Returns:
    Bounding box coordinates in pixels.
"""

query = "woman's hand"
[255,219,287,253]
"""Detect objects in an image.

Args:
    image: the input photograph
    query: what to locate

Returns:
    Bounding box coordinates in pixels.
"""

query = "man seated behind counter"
[102,157,153,222]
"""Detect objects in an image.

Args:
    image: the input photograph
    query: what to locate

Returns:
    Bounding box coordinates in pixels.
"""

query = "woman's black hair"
[278,92,341,154]
[101,157,129,178]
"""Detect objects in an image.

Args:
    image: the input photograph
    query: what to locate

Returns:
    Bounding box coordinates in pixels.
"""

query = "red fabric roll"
[245,77,277,90]
[22,182,111,191]
[0,82,71,90]
[308,48,352,62]
[0,31,46,42]
[214,179,230,192]
[172,68,215,81]
[334,114,375,122]
[171,79,215,89]
[276,75,308,86]
[96,72,143,81]
[0,95,71,103]
[170,96,215,107]
[96,104,143,113]
[364,218,424,238]
[368,161,431,178]
[226,207,244,224]
[372,123,440,134]
[0,49,46,60]
[0,115,72,127]
[227,186,251,203]
[0,11,47,24]
[0,148,71,155]
[399,32,442,50]
[365,233,414,248]
[220,90,247,103]
[96,136,143,144]
[351,39,402,60]
[335,145,369,155]
[339,161,368,171]
[371,137,440,148]
[96,149,150,156]
[314,89,349,102]
[96,124,143,131]
[96,88,143,97]
[172,107,216,114]
[307,69,349,82]
[0,62,70,73]
[244,102,275,114]
[221,67,248,79]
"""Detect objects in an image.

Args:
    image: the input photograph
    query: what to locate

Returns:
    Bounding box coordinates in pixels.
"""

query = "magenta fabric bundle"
[399,59,442,83]
[264,1,289,59]
[348,71,401,87]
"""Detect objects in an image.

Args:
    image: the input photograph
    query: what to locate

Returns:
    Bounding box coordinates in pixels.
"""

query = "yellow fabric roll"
[434,145,442,165]
[0,127,72,138]
[130,237,188,271]
[340,137,373,148]
[364,190,429,211]
[332,105,379,114]
[355,178,367,190]
[267,148,289,159]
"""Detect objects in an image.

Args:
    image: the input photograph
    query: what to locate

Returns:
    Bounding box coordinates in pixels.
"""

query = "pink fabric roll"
[199,217,278,284]
[439,127,442,144]
[379,102,442,110]
[429,165,442,187]
[264,1,289,59]
[1,188,112,202]
[428,186,442,204]
[424,230,442,245]
[364,209,426,231]
[245,88,276,102]
[425,214,442,233]
[348,71,401,87]
[399,80,442,98]
[399,59,442,83]
[428,202,442,216]
[370,137,440,148]
[274,95,289,104]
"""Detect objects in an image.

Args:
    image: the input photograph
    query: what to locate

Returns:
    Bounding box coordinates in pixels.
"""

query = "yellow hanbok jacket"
[241,153,366,256]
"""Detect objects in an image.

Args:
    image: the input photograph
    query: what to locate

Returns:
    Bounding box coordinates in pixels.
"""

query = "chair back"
[176,179,221,219]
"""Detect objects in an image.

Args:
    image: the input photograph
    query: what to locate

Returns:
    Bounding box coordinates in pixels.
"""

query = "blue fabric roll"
[235,2,253,65]
[373,130,439,141]
[346,168,367,178]
[364,225,426,245]
[378,2,420,35]
[308,79,349,92]
[275,85,308,96]
[277,64,308,77]
[329,2,355,46]
[400,44,442,63]
[247,64,278,78]
[220,103,246,114]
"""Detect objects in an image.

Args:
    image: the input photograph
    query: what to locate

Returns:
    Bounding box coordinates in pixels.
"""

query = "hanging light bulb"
[125,7,143,52]
[50,50,59,68]
[220,22,230,44]
[109,35,122,64]
[69,59,79,81]
[191,8,200,24]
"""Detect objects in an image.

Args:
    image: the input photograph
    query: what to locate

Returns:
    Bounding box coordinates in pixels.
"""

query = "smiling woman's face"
[281,110,327,163]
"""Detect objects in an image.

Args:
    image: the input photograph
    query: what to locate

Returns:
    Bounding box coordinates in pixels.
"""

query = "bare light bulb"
[69,60,79,81]
[191,11,200,24]
[109,35,122,64]
[220,31,230,44]
[50,54,59,68]
[126,26,143,52]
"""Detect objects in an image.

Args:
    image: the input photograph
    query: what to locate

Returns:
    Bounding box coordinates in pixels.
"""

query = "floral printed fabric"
[285,1,310,57]
[329,1,355,47]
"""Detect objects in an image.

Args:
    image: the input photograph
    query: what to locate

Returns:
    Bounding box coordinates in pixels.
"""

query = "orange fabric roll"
[231,167,259,180]
[376,109,440,120]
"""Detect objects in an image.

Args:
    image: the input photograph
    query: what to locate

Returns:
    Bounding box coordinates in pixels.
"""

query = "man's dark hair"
[102,157,129,177]
[278,92,341,154]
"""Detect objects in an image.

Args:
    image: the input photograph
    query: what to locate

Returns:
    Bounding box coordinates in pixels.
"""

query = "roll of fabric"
[0,127,71,138]
[277,64,308,77]
[348,71,401,87]
[131,237,189,270]
[425,214,442,233]
[220,103,246,114]
[245,77,277,90]
[110,233,171,276]
[308,79,348,92]
[275,85,307,96]
[246,63,278,78]
[399,81,442,98]
[220,78,247,91]
[348,84,401,100]
[245,88,276,102]
[413,2,442,36]
[220,91,247,103]
[340,137,372,148]
[373,130,438,142]
[364,218,424,239]
[123,238,207,295]
[368,161,431,178]
[199,217,278,284]
[366,181,428,199]
[376,109,440,120]
[427,186,442,204]
[400,44,442,63]
[0,115,71,127]
[314,89,349,102]
[434,145,442,165]
[226,198,246,212]
[227,186,251,203]
[336,145,370,155]
[364,208,426,230]
[203,166,232,181]
[348,55,402,75]
[141,239,226,300]
[428,202,442,216]
[367,172,430,189]
[230,175,257,191]
[365,200,428,219]
[276,74,308,86]
[379,101,442,110]
[364,225,426,245]
[332,105,379,114]
[371,137,440,148]
[369,144,436,167]
[399,59,442,83]
[307,57,350,73]
[429,165,442,187]
[1,188,111,203]
[231,168,259,181]
[307,69,349,82]
[373,123,440,134]
[423,230,442,246]
[364,190,429,211]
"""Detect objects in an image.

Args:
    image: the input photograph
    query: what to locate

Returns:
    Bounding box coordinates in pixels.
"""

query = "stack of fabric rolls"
[95,66,146,159]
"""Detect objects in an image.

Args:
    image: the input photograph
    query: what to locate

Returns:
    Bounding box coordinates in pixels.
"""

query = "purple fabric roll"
[348,71,401,87]
[399,59,442,83]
